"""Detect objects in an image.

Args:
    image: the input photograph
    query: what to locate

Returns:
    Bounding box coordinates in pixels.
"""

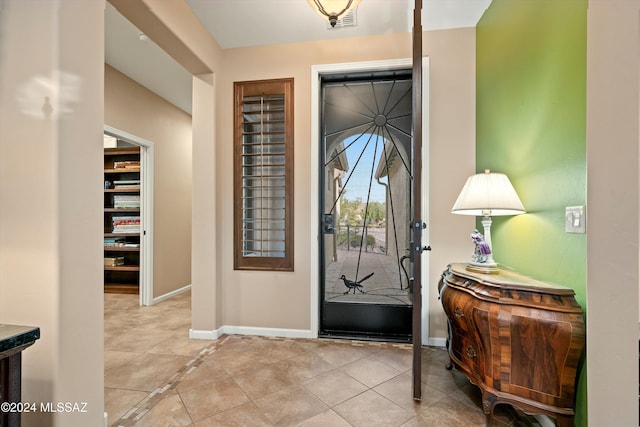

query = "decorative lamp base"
[465,262,499,274]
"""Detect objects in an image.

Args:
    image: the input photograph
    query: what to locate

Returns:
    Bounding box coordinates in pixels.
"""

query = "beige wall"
[191,73,220,331]
[214,29,476,336]
[586,1,640,424]
[0,1,104,425]
[105,65,193,298]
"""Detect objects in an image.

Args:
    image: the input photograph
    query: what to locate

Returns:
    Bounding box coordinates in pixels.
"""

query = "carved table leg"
[444,327,454,370]
[481,391,497,427]
[445,357,453,370]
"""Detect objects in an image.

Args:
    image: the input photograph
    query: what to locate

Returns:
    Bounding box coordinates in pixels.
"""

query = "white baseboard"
[190,325,442,344]
[189,325,314,340]
[152,284,192,305]
[223,325,315,339]
[189,328,221,340]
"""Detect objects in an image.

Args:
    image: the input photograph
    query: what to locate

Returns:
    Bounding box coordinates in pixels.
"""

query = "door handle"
[323,213,334,234]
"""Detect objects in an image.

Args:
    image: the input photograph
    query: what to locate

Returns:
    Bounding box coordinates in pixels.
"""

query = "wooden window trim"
[233,78,294,271]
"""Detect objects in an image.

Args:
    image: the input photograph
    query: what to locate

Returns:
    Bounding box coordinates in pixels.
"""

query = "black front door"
[319,70,413,342]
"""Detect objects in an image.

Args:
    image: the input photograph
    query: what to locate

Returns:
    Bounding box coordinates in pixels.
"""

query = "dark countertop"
[0,324,40,353]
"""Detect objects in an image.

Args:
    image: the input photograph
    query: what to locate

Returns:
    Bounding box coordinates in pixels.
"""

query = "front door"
[319,70,413,341]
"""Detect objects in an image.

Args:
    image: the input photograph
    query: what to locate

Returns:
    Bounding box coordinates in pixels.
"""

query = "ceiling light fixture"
[306,0,362,28]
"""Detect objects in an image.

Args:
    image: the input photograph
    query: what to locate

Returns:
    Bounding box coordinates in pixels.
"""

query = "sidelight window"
[233,78,294,271]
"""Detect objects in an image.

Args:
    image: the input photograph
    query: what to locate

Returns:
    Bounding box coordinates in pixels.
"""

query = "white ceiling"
[105,0,491,114]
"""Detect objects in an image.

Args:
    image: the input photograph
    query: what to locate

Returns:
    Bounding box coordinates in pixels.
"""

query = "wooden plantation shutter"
[233,78,294,271]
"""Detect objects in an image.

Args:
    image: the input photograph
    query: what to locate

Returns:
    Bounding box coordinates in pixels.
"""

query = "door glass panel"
[322,76,413,309]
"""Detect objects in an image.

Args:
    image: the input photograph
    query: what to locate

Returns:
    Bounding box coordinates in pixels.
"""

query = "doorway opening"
[318,69,414,341]
[104,125,154,306]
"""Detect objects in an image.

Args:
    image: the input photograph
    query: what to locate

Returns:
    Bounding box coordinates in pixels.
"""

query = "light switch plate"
[565,206,586,233]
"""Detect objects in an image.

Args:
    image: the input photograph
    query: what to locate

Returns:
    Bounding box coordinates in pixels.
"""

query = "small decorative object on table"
[470,229,491,263]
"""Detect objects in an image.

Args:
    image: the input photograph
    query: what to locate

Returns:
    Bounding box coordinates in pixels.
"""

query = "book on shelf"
[112,216,140,223]
[113,160,140,169]
[104,256,125,267]
[112,216,141,233]
[113,179,141,190]
[112,227,140,232]
[104,237,126,247]
[113,194,141,209]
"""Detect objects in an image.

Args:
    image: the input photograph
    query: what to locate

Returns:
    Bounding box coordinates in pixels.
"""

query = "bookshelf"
[104,145,141,294]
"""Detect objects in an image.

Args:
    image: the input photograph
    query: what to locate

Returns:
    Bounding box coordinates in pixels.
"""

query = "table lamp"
[451,169,525,273]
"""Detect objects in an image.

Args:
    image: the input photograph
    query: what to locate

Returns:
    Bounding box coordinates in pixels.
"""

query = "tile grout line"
[113,335,230,427]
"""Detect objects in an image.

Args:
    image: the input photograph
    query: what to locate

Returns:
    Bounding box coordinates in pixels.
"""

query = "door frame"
[310,58,430,343]
[104,125,155,306]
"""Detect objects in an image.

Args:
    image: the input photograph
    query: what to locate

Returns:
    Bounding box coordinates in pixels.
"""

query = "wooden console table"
[0,324,40,427]
[438,264,584,426]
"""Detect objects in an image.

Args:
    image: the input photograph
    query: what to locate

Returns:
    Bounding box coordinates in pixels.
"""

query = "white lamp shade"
[306,0,362,20]
[451,169,525,216]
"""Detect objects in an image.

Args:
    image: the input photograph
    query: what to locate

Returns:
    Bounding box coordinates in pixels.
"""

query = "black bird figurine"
[339,272,374,294]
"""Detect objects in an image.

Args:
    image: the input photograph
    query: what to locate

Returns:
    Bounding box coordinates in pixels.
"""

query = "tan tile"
[175,360,228,394]
[151,308,192,330]
[105,353,191,392]
[232,362,293,400]
[399,417,422,427]
[371,346,413,372]
[411,396,488,426]
[104,293,139,310]
[147,332,211,357]
[194,402,271,427]
[449,381,483,409]
[104,387,148,426]
[209,340,271,374]
[298,409,352,426]
[302,370,368,406]
[105,327,176,353]
[314,342,374,367]
[290,338,325,353]
[178,377,249,422]
[422,369,468,395]
[334,389,413,427]
[279,352,336,382]
[420,347,452,377]
[132,394,193,427]
[104,324,134,347]
[342,356,402,388]
[253,385,328,426]
[374,372,446,414]
[247,337,309,363]
[105,350,141,373]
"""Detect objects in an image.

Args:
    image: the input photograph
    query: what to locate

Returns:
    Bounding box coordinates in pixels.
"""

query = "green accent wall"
[476,0,587,425]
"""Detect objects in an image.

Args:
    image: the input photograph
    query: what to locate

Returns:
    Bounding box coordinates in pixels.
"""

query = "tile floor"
[104,291,541,426]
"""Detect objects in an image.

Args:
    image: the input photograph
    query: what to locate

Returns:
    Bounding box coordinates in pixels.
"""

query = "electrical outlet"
[565,206,586,233]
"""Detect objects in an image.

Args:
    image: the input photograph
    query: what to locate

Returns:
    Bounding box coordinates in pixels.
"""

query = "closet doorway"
[103,125,154,306]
